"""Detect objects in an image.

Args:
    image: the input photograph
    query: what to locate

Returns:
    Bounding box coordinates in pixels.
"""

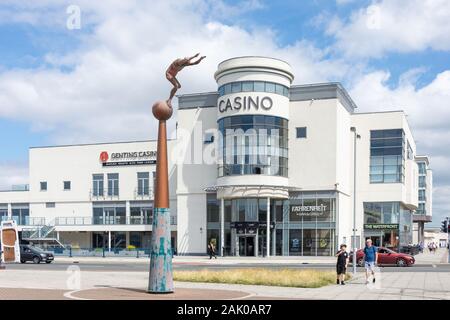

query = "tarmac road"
[3,260,450,273]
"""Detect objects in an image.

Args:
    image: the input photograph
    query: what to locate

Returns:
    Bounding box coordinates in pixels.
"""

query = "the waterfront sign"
[364,224,399,230]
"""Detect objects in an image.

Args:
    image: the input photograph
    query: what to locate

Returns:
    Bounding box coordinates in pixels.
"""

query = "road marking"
[228,292,256,300]
[64,289,90,300]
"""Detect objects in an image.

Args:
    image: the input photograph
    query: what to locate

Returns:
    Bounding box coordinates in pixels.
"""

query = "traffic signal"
[442,219,449,233]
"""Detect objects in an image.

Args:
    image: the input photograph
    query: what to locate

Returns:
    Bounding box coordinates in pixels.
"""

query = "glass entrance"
[238,236,255,256]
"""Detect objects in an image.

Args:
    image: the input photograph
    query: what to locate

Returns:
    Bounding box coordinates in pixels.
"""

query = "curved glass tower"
[213,56,294,257]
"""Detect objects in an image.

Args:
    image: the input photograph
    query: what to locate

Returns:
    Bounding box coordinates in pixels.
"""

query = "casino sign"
[99,151,157,167]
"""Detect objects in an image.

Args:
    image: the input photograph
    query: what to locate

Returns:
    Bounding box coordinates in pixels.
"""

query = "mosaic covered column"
[148,101,173,293]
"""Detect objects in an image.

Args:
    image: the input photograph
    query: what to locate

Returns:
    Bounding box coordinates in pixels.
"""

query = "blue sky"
[0,0,449,226]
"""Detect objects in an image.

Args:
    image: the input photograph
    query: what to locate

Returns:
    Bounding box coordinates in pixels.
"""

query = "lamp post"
[350,127,360,275]
[148,100,173,293]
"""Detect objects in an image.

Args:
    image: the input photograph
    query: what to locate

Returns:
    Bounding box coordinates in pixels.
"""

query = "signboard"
[364,224,399,230]
[290,204,327,217]
[1,220,20,263]
[99,151,157,167]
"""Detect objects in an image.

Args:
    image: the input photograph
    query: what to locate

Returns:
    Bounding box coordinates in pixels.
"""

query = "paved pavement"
[0,248,447,300]
[0,266,449,300]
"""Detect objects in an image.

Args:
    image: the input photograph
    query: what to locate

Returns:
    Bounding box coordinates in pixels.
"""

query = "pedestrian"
[335,244,349,285]
[208,240,217,259]
[363,239,378,284]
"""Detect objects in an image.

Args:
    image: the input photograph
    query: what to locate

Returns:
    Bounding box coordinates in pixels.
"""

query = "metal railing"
[10,216,46,226]
[43,246,177,258]
[134,187,153,200]
[89,188,120,200]
[54,216,177,226]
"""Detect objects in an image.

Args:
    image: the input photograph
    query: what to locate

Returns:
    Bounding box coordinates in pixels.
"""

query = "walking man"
[165,53,206,107]
[363,239,378,284]
[208,240,217,259]
[335,244,349,285]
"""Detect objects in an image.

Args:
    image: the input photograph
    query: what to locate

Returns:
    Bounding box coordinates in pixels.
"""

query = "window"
[418,190,426,201]
[418,176,426,188]
[107,173,119,196]
[40,181,47,191]
[407,141,414,160]
[63,181,71,191]
[417,203,426,215]
[46,202,55,208]
[204,132,215,144]
[418,162,426,175]
[218,115,288,177]
[296,127,307,138]
[218,81,289,97]
[92,174,104,196]
[137,172,150,196]
[11,204,29,225]
[207,194,219,223]
[370,129,405,183]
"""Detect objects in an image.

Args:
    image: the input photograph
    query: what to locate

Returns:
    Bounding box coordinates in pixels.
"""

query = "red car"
[350,247,415,267]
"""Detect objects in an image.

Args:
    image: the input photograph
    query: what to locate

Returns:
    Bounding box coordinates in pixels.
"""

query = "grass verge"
[174,268,351,288]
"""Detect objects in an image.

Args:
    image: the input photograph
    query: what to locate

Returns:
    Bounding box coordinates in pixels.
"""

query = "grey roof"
[289,82,357,113]
[177,82,358,112]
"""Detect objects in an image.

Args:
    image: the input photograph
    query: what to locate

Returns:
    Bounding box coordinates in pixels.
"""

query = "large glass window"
[218,115,288,177]
[363,202,400,224]
[137,172,150,196]
[11,204,29,225]
[0,205,8,222]
[370,129,405,183]
[92,174,104,196]
[130,202,152,224]
[418,162,426,175]
[207,194,220,223]
[218,81,289,98]
[107,173,119,196]
[418,190,426,201]
[93,203,126,224]
[417,203,426,215]
[418,176,426,189]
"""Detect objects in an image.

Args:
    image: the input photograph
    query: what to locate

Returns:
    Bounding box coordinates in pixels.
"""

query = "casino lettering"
[111,151,156,159]
[218,95,273,113]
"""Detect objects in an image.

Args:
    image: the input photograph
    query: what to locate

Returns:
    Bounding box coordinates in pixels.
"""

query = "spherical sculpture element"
[152,100,173,121]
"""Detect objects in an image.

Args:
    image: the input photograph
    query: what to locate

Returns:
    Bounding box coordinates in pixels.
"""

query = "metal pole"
[266,197,270,257]
[352,128,357,275]
[220,198,225,257]
[447,217,450,264]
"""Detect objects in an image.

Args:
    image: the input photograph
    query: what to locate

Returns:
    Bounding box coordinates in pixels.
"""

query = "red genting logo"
[99,151,109,163]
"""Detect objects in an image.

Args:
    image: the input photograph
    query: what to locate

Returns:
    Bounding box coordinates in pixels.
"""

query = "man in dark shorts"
[335,244,349,285]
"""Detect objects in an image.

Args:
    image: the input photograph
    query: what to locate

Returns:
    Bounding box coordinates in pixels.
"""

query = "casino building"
[0,56,432,256]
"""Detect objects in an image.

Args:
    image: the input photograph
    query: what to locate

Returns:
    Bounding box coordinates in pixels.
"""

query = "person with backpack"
[363,239,378,284]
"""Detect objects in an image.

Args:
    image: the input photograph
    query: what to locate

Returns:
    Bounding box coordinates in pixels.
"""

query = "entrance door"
[238,236,255,256]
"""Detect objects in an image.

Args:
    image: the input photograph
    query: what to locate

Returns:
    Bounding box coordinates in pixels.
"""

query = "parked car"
[349,247,415,267]
[20,245,54,264]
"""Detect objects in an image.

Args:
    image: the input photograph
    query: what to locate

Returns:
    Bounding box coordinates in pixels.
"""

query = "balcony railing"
[10,216,46,226]
[54,216,177,226]
[134,187,153,200]
[89,188,120,200]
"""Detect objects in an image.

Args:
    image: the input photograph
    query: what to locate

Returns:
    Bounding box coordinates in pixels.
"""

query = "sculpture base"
[148,207,173,293]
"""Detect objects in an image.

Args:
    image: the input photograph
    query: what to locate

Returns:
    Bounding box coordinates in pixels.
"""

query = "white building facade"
[0,56,432,256]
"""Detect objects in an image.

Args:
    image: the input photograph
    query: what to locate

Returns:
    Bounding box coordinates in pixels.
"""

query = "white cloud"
[349,68,450,225]
[327,0,450,57]
[0,0,350,144]
[0,162,28,190]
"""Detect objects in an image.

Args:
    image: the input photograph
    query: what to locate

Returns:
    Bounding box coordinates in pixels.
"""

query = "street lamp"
[350,127,361,275]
